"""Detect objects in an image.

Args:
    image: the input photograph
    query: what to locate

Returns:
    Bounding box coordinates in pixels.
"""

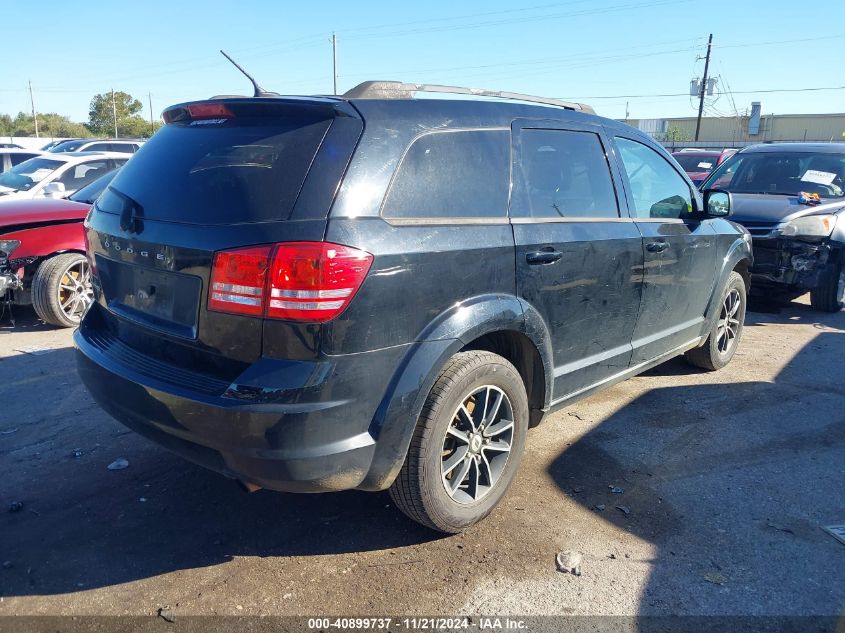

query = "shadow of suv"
[75,81,752,533]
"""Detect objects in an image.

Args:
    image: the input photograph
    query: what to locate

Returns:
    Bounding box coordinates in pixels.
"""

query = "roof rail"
[343,81,595,115]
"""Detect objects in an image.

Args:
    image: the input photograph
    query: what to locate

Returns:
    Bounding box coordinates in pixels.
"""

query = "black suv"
[75,82,752,532]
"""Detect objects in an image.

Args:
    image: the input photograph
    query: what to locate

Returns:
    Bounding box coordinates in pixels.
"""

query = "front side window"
[57,160,112,191]
[382,129,509,219]
[519,128,619,218]
[616,137,694,219]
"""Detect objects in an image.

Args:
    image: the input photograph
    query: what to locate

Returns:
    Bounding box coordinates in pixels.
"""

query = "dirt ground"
[1,298,843,619]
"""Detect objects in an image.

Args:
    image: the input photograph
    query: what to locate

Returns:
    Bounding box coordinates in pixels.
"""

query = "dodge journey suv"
[76,81,752,532]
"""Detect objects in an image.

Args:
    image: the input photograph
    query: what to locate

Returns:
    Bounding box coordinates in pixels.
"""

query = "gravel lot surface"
[1,298,843,619]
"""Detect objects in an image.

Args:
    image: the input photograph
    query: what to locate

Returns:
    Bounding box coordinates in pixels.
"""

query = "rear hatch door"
[84,98,362,378]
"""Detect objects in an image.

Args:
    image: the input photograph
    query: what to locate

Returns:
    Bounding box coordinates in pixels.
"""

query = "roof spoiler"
[342,81,595,115]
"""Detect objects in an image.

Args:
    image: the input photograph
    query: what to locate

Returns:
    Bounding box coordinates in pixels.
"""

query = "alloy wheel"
[716,287,742,355]
[58,259,93,323]
[441,385,514,505]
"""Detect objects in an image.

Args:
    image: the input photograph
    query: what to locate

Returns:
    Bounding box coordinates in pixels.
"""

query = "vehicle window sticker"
[801,170,837,186]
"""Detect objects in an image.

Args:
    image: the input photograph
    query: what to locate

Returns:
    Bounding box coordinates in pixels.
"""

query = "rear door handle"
[646,241,669,253]
[526,249,563,265]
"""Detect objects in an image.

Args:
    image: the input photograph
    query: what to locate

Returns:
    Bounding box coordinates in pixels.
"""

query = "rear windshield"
[672,153,719,172]
[96,113,332,225]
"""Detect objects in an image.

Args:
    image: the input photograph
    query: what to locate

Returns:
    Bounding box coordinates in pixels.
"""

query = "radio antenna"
[219,50,277,98]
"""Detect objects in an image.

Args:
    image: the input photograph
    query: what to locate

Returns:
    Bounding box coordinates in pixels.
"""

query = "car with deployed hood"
[0,169,118,327]
[0,151,128,202]
[701,143,845,311]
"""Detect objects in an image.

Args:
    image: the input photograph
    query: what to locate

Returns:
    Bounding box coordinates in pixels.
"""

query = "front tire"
[685,271,746,371]
[31,253,93,328]
[810,259,844,313]
[389,351,529,533]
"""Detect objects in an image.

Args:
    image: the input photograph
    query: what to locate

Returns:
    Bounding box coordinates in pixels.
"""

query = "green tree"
[0,112,91,138]
[664,125,690,142]
[87,90,149,137]
[0,114,13,137]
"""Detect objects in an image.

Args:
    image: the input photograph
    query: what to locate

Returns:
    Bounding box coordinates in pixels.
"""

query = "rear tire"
[389,351,529,533]
[810,259,844,313]
[32,253,93,328]
[685,271,746,371]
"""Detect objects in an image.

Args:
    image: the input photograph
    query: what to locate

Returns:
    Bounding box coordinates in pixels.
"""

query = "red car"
[0,170,117,327]
[671,149,737,187]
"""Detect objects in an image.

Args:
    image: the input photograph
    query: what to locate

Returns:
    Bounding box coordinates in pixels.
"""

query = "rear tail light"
[186,103,234,119]
[208,246,271,316]
[208,242,372,323]
[162,102,234,123]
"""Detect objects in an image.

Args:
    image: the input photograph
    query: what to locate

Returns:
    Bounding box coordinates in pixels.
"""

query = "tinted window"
[383,130,509,219]
[520,129,618,218]
[57,159,113,191]
[49,140,89,153]
[109,143,136,153]
[616,137,693,219]
[86,143,111,152]
[703,151,845,198]
[10,153,39,167]
[70,169,119,204]
[672,153,719,173]
[96,115,331,225]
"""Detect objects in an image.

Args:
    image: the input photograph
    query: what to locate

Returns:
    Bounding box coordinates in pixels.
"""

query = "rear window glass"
[382,129,509,219]
[672,153,719,172]
[519,128,619,218]
[96,115,331,224]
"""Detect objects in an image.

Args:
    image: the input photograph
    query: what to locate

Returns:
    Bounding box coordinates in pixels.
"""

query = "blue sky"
[3,0,844,124]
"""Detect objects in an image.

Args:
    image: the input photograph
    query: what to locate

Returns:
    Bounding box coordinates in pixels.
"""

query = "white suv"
[0,152,129,201]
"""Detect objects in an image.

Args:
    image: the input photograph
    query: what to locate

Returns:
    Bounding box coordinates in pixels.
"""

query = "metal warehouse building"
[623,108,845,149]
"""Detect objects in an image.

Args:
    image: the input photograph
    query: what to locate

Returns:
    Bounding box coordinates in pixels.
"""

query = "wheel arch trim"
[359,293,553,490]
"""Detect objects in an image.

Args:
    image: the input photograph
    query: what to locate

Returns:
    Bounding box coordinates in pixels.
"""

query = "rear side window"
[96,115,331,225]
[382,129,509,219]
[616,137,693,219]
[519,129,618,218]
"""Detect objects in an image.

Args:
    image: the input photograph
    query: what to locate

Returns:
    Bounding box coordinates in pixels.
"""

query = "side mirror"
[703,189,731,217]
[41,182,66,199]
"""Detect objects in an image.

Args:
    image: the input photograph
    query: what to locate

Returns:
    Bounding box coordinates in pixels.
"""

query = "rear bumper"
[74,320,410,493]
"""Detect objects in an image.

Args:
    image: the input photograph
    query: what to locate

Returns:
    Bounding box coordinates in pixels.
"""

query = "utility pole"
[148,92,155,136]
[28,80,39,138]
[625,101,630,120]
[694,33,713,142]
[111,88,118,138]
[331,32,338,95]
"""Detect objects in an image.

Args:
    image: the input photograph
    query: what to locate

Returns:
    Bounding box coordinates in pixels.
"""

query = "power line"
[563,85,845,100]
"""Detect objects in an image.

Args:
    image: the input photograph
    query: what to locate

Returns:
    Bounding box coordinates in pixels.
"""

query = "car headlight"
[781,214,837,237]
[0,239,21,256]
